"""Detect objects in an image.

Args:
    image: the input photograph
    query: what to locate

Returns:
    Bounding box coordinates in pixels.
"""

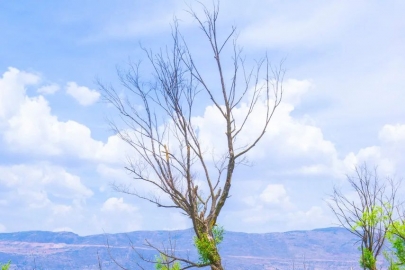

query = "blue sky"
[1,0,405,236]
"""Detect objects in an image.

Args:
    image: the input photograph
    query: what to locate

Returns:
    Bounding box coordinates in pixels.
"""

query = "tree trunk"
[195,224,224,270]
[210,264,223,270]
[210,246,223,270]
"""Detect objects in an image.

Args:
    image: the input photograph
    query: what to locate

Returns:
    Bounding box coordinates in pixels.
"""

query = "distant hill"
[0,227,369,269]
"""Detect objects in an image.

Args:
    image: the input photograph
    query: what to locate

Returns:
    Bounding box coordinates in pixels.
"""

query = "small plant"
[194,225,224,265]
[155,254,180,270]
[0,261,10,270]
[360,247,377,270]
[212,225,224,244]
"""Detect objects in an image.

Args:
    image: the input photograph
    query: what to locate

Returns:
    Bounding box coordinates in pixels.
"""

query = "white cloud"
[223,185,336,232]
[379,124,405,145]
[1,0,404,236]
[37,83,60,95]
[0,223,6,232]
[94,197,143,233]
[95,134,130,164]
[0,68,103,159]
[97,161,168,200]
[4,95,104,158]
[259,184,290,205]
[97,164,129,181]
[2,66,405,235]
[287,206,332,230]
[0,67,40,121]
[282,79,313,106]
[101,197,137,212]
[53,226,74,232]
[341,124,405,177]
[66,82,100,106]
[0,164,93,208]
[226,202,332,232]
[192,78,339,175]
[0,162,97,235]
[0,68,129,163]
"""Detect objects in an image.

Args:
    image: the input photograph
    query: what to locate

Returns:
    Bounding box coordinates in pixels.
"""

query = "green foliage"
[213,225,224,245]
[194,234,217,264]
[352,206,389,231]
[194,225,224,265]
[360,247,377,270]
[391,237,405,265]
[155,254,180,270]
[351,205,391,269]
[386,221,405,269]
[384,250,399,270]
[0,261,10,270]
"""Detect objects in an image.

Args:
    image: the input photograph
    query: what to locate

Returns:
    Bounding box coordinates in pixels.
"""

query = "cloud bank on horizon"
[0,0,404,236]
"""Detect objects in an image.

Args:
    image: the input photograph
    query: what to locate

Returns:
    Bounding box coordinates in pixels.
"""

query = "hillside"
[0,227,364,269]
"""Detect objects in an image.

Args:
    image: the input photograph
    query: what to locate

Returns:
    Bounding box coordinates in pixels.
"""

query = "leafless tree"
[98,2,284,269]
[329,163,400,270]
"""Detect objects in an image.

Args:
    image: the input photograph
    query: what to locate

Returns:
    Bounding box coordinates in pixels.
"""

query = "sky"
[0,0,405,236]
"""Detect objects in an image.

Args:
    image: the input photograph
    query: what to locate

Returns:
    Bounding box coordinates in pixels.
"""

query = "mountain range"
[0,227,377,269]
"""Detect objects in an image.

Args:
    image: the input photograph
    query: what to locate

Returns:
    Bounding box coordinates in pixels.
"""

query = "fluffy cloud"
[192,78,339,175]
[101,197,137,212]
[0,67,40,121]
[224,194,333,232]
[95,134,130,164]
[0,68,129,164]
[2,67,405,234]
[66,82,100,106]
[222,179,336,232]
[0,162,97,234]
[2,67,335,176]
[95,197,143,233]
[0,163,93,203]
[286,206,332,230]
[259,184,290,205]
[379,124,405,145]
[341,124,405,176]
[4,94,103,158]
[37,83,60,95]
[282,79,313,106]
[191,82,405,233]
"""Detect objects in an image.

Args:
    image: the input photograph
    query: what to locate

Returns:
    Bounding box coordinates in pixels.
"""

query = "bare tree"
[99,3,284,270]
[329,164,400,270]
